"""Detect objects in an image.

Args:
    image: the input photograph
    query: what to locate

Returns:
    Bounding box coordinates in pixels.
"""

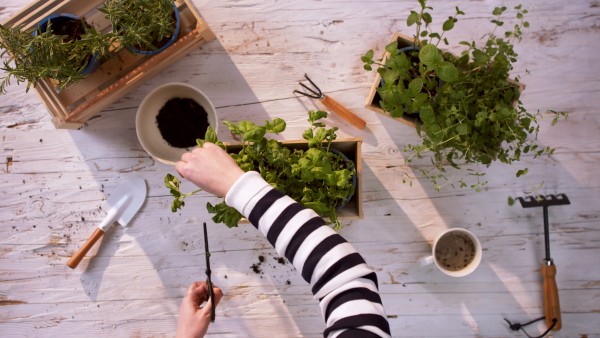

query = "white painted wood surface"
[1,0,599,337]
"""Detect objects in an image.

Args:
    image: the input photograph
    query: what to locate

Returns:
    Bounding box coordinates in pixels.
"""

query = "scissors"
[203,222,215,323]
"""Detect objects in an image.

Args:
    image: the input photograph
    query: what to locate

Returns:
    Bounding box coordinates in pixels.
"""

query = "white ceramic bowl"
[136,83,218,165]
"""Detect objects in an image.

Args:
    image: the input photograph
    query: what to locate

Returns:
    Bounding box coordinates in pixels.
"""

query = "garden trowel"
[67,178,147,269]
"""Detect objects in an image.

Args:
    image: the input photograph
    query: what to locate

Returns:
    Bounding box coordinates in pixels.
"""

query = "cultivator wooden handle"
[320,95,366,130]
[542,263,562,330]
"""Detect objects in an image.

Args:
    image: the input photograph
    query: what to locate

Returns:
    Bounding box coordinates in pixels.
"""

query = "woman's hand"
[175,142,244,197]
[176,281,223,338]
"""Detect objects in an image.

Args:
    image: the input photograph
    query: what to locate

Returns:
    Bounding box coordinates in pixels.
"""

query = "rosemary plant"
[99,0,178,53]
[0,19,113,93]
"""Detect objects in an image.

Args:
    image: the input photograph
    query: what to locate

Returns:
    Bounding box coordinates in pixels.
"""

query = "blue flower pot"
[328,147,357,210]
[127,3,180,55]
[33,13,101,76]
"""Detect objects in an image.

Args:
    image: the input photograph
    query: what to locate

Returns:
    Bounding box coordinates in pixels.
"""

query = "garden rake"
[294,74,367,130]
[516,193,571,332]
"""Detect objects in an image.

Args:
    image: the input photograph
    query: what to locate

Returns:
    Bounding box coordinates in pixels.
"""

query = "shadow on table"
[64,36,315,335]
[372,110,600,335]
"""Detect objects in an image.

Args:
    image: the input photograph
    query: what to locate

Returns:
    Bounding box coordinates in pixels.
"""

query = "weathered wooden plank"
[1,0,599,337]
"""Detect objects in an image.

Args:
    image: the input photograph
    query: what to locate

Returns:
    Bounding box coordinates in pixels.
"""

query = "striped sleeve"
[226,171,391,338]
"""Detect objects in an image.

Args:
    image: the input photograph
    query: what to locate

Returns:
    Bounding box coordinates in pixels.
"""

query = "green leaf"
[383,68,400,85]
[456,123,468,135]
[243,126,267,142]
[408,78,423,97]
[436,61,458,82]
[419,104,435,124]
[472,49,490,65]
[422,12,432,24]
[412,93,428,110]
[419,44,441,67]
[302,128,313,140]
[385,41,398,54]
[237,121,255,134]
[315,128,327,141]
[267,118,286,133]
[442,19,455,31]
[407,12,419,26]
[492,7,506,15]
[308,110,328,123]
[205,126,218,144]
[551,117,558,126]
[223,121,239,134]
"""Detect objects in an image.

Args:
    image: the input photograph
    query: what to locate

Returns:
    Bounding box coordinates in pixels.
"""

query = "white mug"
[420,228,482,277]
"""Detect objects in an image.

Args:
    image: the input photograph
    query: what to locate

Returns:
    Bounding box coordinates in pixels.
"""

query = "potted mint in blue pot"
[362,0,566,192]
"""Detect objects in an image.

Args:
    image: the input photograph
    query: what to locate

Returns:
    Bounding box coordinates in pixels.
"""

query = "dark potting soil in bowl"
[156,98,209,148]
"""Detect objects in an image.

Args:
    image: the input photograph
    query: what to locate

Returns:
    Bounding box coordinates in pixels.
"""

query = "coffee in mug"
[434,231,476,271]
[420,228,482,277]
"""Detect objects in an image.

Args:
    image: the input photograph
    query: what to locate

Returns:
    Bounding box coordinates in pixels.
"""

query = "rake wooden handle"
[320,95,366,130]
[542,264,562,330]
[67,228,105,269]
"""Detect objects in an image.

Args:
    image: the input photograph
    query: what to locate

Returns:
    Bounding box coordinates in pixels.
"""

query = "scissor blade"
[203,222,215,322]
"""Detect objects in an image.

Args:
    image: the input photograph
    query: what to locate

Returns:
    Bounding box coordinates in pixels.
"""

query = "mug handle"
[419,255,435,266]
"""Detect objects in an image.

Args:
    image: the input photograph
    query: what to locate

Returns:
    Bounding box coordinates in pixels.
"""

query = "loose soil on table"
[156,98,209,148]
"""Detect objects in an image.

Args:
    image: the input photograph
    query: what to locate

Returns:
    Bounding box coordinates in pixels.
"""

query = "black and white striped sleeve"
[226,171,391,338]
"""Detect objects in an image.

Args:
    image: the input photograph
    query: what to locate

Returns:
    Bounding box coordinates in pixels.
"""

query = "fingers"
[185,281,223,306]
[187,281,207,295]
[198,284,223,318]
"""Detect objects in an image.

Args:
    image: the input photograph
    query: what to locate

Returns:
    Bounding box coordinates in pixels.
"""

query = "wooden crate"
[1,0,216,129]
[365,32,526,129]
[224,138,364,221]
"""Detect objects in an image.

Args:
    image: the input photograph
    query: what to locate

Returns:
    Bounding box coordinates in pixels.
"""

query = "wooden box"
[365,32,526,129]
[224,138,364,221]
[2,0,216,129]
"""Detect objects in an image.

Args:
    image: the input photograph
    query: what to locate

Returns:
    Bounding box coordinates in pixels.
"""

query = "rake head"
[516,194,571,208]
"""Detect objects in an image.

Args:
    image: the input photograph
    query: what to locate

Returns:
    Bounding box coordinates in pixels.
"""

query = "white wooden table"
[1,0,599,337]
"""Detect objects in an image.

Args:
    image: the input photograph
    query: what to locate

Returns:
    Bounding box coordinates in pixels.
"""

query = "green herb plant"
[361,0,567,193]
[165,111,356,230]
[0,19,114,93]
[99,0,177,53]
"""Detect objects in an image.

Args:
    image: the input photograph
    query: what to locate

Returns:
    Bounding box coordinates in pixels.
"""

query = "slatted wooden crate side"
[223,138,364,220]
[59,25,213,128]
[365,32,525,129]
[54,2,204,111]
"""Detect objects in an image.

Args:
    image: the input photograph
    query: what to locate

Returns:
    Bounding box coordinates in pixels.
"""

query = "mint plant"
[165,111,356,230]
[362,0,567,193]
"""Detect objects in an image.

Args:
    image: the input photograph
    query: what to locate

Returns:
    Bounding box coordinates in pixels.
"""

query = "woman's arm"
[227,172,390,337]
[177,143,390,337]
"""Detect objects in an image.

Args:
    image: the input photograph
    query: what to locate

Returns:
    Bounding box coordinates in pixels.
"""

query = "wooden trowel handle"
[67,228,105,269]
[320,95,366,130]
[542,264,562,330]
